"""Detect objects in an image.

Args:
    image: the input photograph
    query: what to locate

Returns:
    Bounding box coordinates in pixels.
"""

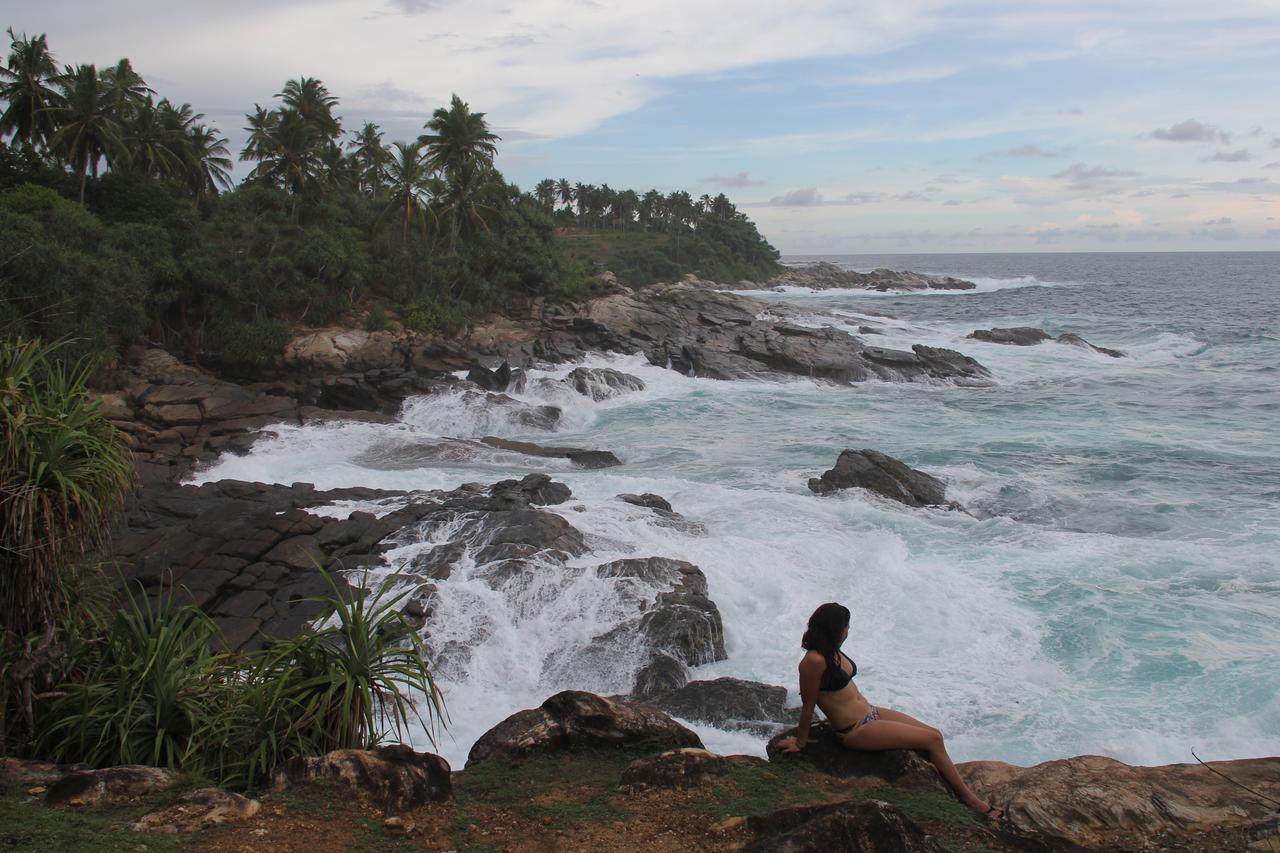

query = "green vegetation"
[0,775,191,853]
[0,27,781,373]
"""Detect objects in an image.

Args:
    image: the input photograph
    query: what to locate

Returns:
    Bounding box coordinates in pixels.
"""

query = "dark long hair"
[801,602,851,659]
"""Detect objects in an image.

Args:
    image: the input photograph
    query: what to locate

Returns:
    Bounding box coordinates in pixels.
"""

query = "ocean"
[193,251,1280,770]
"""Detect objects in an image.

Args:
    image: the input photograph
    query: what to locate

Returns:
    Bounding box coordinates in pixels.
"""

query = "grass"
[454,749,641,806]
[0,776,190,852]
[692,760,832,821]
[859,784,975,827]
[523,790,627,828]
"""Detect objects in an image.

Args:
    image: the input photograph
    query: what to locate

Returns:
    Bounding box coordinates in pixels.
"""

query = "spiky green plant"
[0,337,132,641]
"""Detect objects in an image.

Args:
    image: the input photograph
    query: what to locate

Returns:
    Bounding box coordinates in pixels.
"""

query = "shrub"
[363,304,390,332]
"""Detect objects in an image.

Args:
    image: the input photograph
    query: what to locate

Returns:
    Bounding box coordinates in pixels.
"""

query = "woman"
[776,602,1004,821]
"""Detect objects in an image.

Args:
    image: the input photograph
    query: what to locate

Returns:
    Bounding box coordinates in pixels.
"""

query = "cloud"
[1203,149,1251,162]
[943,199,963,206]
[1272,138,1280,148]
[386,0,442,13]
[1050,163,1142,189]
[1202,216,1234,225]
[771,187,824,206]
[1149,119,1230,143]
[1266,162,1280,169]
[981,143,1069,160]
[1057,107,1083,116]
[835,65,961,86]
[703,171,764,188]
[844,192,885,204]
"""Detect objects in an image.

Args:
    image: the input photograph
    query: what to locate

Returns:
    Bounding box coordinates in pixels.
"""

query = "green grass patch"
[455,749,640,806]
[523,790,626,828]
[857,784,975,827]
[351,816,419,852]
[0,776,189,852]
[692,760,831,821]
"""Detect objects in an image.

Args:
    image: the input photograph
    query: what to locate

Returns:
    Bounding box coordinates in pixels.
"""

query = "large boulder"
[967,327,1052,346]
[619,748,765,791]
[130,788,260,833]
[743,799,950,853]
[958,754,1280,850]
[46,766,180,806]
[566,367,646,400]
[271,745,451,813]
[650,677,798,737]
[466,690,703,767]
[283,328,405,373]
[768,263,976,294]
[765,723,945,791]
[808,449,952,508]
[1054,333,1125,358]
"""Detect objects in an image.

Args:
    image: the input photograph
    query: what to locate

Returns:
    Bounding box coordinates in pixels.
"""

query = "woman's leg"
[843,720,998,817]
[874,706,941,736]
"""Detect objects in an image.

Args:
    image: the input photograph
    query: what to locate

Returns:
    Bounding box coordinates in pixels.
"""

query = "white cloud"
[703,171,765,188]
[1204,149,1251,162]
[771,187,824,206]
[1150,119,1230,143]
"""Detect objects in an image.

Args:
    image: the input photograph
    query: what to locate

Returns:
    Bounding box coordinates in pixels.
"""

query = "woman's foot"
[973,803,1005,823]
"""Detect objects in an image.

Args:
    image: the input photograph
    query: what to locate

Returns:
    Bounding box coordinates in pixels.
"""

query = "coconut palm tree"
[123,97,182,181]
[638,189,662,231]
[556,177,573,213]
[437,159,499,257]
[240,104,279,164]
[0,28,62,154]
[533,178,556,213]
[420,94,499,177]
[183,124,233,198]
[48,63,128,203]
[381,140,438,243]
[101,58,153,120]
[277,76,341,141]
[347,122,391,195]
[242,109,324,215]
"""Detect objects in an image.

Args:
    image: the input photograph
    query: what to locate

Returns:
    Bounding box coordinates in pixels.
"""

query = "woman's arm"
[778,654,823,751]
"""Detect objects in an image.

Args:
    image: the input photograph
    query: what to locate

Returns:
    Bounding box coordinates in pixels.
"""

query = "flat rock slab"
[46,766,180,806]
[480,436,622,469]
[766,723,945,792]
[130,788,260,833]
[744,799,950,852]
[271,745,451,813]
[620,748,765,790]
[466,690,703,767]
[959,754,1280,849]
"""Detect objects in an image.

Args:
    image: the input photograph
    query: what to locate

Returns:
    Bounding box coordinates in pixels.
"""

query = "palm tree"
[277,76,340,141]
[420,93,499,177]
[556,177,573,213]
[573,182,590,226]
[382,141,438,243]
[101,58,153,119]
[184,124,232,198]
[347,121,390,194]
[616,189,639,230]
[240,104,279,164]
[48,63,128,203]
[437,160,499,257]
[533,178,556,212]
[0,28,62,154]
[242,109,324,215]
[124,96,182,180]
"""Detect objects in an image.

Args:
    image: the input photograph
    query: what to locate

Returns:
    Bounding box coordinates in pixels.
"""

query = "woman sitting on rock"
[777,602,1004,821]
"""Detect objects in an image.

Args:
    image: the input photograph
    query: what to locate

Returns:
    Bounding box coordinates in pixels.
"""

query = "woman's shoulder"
[798,649,826,669]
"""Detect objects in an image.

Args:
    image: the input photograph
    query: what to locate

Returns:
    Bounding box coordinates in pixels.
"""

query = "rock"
[271,745,451,813]
[467,361,514,392]
[618,493,673,513]
[765,723,945,791]
[565,367,646,400]
[767,263,977,293]
[807,449,953,508]
[130,788,260,833]
[1054,332,1125,358]
[0,758,90,787]
[489,473,573,507]
[466,690,703,767]
[620,748,765,790]
[283,329,404,373]
[743,799,949,853]
[46,765,180,806]
[958,754,1280,850]
[650,677,798,737]
[479,436,622,469]
[968,326,1053,346]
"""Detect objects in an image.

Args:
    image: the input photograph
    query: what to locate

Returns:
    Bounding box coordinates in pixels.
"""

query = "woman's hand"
[777,736,805,753]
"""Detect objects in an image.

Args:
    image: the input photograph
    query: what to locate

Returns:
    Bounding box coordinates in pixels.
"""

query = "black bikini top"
[818,649,856,692]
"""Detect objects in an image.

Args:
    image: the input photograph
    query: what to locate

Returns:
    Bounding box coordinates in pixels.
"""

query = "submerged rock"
[1053,332,1125,358]
[744,799,949,853]
[271,745,451,813]
[479,436,622,469]
[808,449,954,509]
[466,690,703,767]
[969,327,1126,358]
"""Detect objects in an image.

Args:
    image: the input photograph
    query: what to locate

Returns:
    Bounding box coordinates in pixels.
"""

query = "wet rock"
[566,366,646,400]
[46,766,180,806]
[650,677,798,737]
[271,745,451,813]
[617,493,706,535]
[130,788,260,833]
[620,748,765,790]
[767,262,976,293]
[466,690,703,767]
[480,436,622,469]
[958,754,1280,850]
[1054,332,1125,358]
[488,473,573,507]
[765,723,945,791]
[808,449,954,509]
[743,799,949,853]
[968,326,1053,346]
[466,361,514,392]
[618,493,673,513]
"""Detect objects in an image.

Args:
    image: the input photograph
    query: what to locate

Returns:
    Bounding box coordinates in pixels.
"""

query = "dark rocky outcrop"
[618,493,673,513]
[619,748,765,790]
[743,799,950,853]
[808,449,954,509]
[958,754,1280,850]
[765,262,977,293]
[968,327,1125,358]
[465,690,703,767]
[649,677,798,737]
[566,366,646,400]
[766,723,945,791]
[479,436,622,469]
[130,788,261,833]
[522,285,991,386]
[271,745,451,813]
[617,493,707,535]
[107,473,578,650]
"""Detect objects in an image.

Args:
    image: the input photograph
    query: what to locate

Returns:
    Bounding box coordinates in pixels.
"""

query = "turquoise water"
[196,252,1280,769]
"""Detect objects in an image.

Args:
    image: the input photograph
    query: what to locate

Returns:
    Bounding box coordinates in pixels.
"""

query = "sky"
[9,0,1280,253]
